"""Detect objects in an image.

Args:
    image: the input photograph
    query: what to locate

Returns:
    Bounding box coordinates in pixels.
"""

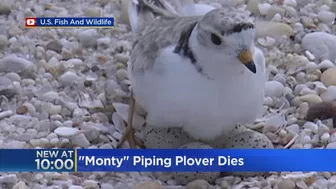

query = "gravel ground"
[0,0,336,188]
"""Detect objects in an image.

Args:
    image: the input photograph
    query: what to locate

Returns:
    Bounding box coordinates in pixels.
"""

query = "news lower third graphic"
[1,149,336,172]
[25,17,114,28]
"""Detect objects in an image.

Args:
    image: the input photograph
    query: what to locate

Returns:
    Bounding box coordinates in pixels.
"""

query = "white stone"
[321,133,330,142]
[263,97,273,106]
[101,183,115,189]
[302,135,311,144]
[71,133,90,147]
[318,59,335,70]
[69,186,84,189]
[59,71,80,86]
[318,10,335,25]
[48,104,62,115]
[320,86,336,102]
[42,91,59,102]
[265,81,285,97]
[0,174,17,184]
[283,0,297,7]
[303,122,318,133]
[258,3,271,15]
[0,34,8,49]
[302,32,336,62]
[264,114,286,132]
[78,29,99,47]
[271,13,281,22]
[65,59,83,69]
[0,110,13,120]
[286,124,300,134]
[299,88,316,95]
[115,54,130,63]
[326,142,336,149]
[255,21,294,38]
[5,72,21,82]
[54,127,79,137]
[0,55,36,76]
[278,179,295,189]
[97,37,111,48]
[83,180,99,187]
[305,51,315,60]
[292,94,322,106]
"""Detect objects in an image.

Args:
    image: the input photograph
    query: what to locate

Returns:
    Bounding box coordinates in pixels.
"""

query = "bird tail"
[122,0,180,34]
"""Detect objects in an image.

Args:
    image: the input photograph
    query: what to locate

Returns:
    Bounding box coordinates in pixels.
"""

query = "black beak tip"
[245,61,257,74]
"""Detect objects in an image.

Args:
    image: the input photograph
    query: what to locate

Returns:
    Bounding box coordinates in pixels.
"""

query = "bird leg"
[117,91,137,148]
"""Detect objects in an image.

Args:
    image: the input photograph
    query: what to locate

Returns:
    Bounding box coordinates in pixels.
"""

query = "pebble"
[16,105,28,114]
[65,59,83,69]
[54,127,79,137]
[0,174,18,184]
[0,110,13,120]
[59,71,80,86]
[321,68,336,86]
[135,181,163,189]
[266,6,285,20]
[83,180,99,187]
[255,21,294,38]
[48,104,62,115]
[283,0,297,7]
[265,81,285,97]
[303,122,318,133]
[85,7,102,17]
[186,179,209,189]
[46,40,62,53]
[0,34,8,49]
[257,37,275,47]
[332,2,336,13]
[0,2,11,15]
[302,32,336,62]
[258,3,271,15]
[326,142,336,149]
[321,133,330,142]
[97,37,111,48]
[318,59,335,70]
[5,72,21,82]
[292,94,322,106]
[115,53,130,63]
[278,179,296,189]
[71,133,91,147]
[317,10,335,25]
[100,183,115,189]
[13,181,28,189]
[0,55,36,77]
[69,186,83,189]
[286,124,300,134]
[78,29,99,47]
[42,91,60,102]
[247,0,260,14]
[320,86,336,102]
[116,69,128,81]
[305,51,315,61]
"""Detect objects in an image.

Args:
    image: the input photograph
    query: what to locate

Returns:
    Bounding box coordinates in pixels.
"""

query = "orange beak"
[238,49,256,73]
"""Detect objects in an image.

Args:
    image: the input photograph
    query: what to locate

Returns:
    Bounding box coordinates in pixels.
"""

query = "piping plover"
[119,0,266,148]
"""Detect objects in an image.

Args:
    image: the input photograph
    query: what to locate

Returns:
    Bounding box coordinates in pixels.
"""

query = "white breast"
[129,46,265,141]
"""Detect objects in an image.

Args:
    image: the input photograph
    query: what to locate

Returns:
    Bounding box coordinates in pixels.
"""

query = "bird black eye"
[210,33,221,45]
